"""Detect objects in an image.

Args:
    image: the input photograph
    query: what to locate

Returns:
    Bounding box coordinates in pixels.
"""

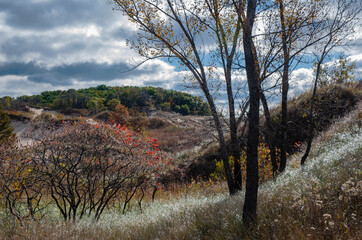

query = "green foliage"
[0,108,14,143]
[107,98,121,110]
[180,104,190,115]
[4,85,211,116]
[40,90,62,107]
[159,102,171,111]
[86,97,105,113]
[174,105,181,112]
[0,96,14,110]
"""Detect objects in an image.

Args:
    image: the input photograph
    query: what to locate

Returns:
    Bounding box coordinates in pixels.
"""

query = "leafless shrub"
[0,120,172,222]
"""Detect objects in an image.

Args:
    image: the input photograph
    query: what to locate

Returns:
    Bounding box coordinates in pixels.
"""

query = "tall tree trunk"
[225,70,242,191]
[202,84,237,195]
[242,0,259,225]
[301,27,335,165]
[260,91,278,176]
[279,0,289,173]
[301,60,321,165]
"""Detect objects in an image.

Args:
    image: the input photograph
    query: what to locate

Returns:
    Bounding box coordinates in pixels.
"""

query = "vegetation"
[0,107,15,143]
[0,85,211,116]
[0,119,172,222]
[0,100,360,239]
[182,82,360,182]
[262,83,361,156]
[210,140,282,185]
[0,0,360,236]
[111,0,360,224]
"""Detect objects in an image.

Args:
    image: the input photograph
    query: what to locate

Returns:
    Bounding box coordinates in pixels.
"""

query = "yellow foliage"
[210,139,288,185]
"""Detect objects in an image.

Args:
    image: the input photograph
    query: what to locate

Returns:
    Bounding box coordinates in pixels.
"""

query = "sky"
[0,0,361,100]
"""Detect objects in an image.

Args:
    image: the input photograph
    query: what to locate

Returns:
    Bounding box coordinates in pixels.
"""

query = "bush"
[263,84,360,154]
[210,140,281,184]
[107,98,121,110]
[0,108,15,144]
[0,120,171,221]
[108,103,129,126]
[86,97,105,114]
[180,104,190,115]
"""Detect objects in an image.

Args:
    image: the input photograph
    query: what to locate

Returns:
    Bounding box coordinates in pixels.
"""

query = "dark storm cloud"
[0,0,136,69]
[1,33,128,64]
[0,61,167,86]
[0,62,44,76]
[0,0,117,30]
[110,26,134,40]
[1,36,58,59]
[0,0,198,97]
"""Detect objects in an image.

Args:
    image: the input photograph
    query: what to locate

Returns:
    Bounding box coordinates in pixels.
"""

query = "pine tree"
[0,108,14,143]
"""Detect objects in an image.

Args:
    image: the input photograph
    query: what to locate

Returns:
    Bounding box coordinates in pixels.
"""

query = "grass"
[1,103,361,239]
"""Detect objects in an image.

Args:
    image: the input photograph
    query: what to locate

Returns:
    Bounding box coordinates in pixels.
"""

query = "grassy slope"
[1,104,361,240]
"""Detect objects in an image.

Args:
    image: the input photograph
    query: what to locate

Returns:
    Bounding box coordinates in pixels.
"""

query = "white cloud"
[61,25,101,37]
[0,75,65,97]
[290,68,314,97]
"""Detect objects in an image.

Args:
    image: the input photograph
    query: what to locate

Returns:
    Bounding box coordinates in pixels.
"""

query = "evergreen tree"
[0,108,15,143]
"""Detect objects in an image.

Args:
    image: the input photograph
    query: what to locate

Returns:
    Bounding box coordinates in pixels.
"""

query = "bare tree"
[245,0,359,174]
[237,0,260,225]
[112,0,254,195]
[301,0,361,165]
[110,0,360,225]
[254,0,326,173]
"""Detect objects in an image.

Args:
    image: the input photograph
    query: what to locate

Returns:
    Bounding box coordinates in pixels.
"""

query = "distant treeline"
[0,85,211,116]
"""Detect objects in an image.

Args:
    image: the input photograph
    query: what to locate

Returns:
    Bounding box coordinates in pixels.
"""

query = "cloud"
[0,59,180,85]
[0,0,185,97]
[0,20,135,67]
[0,0,361,101]
[0,0,138,68]
[289,68,314,97]
[0,57,188,97]
[0,0,118,31]
[0,75,61,97]
[349,54,362,81]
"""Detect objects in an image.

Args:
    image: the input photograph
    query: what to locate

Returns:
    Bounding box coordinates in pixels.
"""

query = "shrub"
[0,108,15,144]
[210,140,282,184]
[0,120,171,222]
[86,97,106,114]
[263,84,360,154]
[159,102,171,111]
[148,117,170,129]
[107,98,121,110]
[108,103,130,126]
[180,104,190,115]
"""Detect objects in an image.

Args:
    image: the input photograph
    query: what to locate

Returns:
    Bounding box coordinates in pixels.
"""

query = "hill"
[6,83,361,183]
[0,85,211,116]
[262,83,361,155]
[183,83,361,181]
